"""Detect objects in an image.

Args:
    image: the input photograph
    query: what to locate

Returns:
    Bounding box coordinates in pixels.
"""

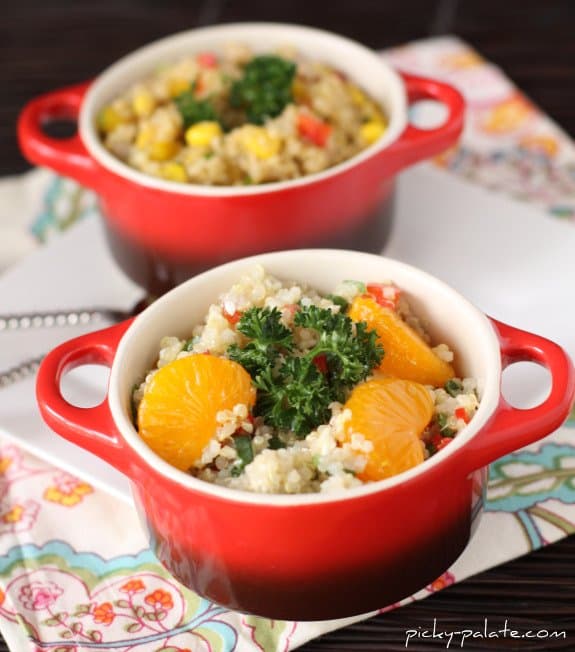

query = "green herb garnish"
[230,55,296,125]
[294,306,383,400]
[327,294,349,312]
[255,357,331,435]
[228,305,383,436]
[227,306,293,376]
[444,378,463,397]
[234,435,254,466]
[183,338,196,352]
[436,413,456,437]
[268,434,287,450]
[174,83,220,128]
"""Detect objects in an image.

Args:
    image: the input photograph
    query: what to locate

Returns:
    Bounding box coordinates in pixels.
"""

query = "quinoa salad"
[97,44,387,185]
[132,267,480,495]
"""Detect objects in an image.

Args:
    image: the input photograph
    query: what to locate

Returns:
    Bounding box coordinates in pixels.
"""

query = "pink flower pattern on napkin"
[18,582,63,612]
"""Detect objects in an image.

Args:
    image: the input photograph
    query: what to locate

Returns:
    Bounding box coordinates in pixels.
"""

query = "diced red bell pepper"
[312,354,329,374]
[436,437,452,451]
[297,113,332,147]
[197,52,218,68]
[429,433,442,449]
[223,309,242,326]
[366,283,402,311]
[194,76,206,97]
[428,432,453,453]
[454,407,470,424]
[283,303,300,320]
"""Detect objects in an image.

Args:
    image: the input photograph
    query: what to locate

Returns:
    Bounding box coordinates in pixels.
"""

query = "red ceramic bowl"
[18,23,464,295]
[36,250,574,620]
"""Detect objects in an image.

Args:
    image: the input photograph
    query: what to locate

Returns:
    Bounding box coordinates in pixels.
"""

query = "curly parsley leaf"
[174,83,220,128]
[253,357,330,436]
[227,304,384,437]
[237,306,292,344]
[230,55,296,125]
[227,307,293,377]
[294,306,383,400]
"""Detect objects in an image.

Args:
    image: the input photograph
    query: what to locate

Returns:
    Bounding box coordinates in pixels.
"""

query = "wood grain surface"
[1,1,574,650]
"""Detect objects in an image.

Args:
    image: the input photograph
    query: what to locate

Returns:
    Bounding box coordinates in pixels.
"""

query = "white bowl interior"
[80,23,407,196]
[109,250,501,505]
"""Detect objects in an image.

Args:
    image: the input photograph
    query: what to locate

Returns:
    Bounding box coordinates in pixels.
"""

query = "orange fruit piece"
[137,354,256,471]
[349,295,455,386]
[344,378,434,481]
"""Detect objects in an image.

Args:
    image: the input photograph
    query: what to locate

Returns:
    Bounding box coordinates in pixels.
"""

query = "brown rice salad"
[133,266,479,494]
[98,44,387,185]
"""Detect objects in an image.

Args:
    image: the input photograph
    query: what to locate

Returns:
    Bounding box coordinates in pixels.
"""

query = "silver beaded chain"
[0,356,44,388]
[0,308,128,388]
[0,309,118,331]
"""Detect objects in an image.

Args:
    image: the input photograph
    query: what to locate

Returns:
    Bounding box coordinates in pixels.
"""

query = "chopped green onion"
[327,294,349,311]
[183,338,196,352]
[234,435,254,466]
[437,413,457,437]
[445,379,463,397]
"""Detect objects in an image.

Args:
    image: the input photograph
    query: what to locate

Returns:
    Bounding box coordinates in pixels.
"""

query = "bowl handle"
[36,320,134,474]
[465,318,575,472]
[17,81,102,191]
[381,72,465,175]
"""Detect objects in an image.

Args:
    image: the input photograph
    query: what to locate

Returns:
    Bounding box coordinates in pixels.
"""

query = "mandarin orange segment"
[137,354,256,471]
[344,378,434,481]
[348,295,455,386]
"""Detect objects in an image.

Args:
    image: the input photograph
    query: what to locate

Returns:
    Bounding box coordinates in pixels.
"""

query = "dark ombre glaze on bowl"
[18,23,464,295]
[35,250,575,620]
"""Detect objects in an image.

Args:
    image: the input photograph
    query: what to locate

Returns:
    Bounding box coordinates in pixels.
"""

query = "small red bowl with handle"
[18,23,464,295]
[36,250,575,620]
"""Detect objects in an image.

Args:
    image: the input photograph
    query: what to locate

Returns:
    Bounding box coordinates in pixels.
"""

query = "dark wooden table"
[2,1,574,650]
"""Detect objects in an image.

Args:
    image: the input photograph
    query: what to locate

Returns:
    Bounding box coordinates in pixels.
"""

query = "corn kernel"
[369,107,387,124]
[241,127,282,159]
[132,89,156,118]
[185,121,223,147]
[349,84,367,106]
[98,106,123,133]
[148,141,180,161]
[135,124,155,149]
[292,78,307,102]
[161,162,188,183]
[168,77,192,97]
[360,120,387,145]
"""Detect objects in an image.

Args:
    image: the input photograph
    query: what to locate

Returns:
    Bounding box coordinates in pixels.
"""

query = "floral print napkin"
[0,36,574,651]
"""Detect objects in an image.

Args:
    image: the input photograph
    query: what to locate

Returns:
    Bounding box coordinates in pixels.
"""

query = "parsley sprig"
[227,307,292,376]
[230,55,296,125]
[174,82,220,128]
[227,305,384,436]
